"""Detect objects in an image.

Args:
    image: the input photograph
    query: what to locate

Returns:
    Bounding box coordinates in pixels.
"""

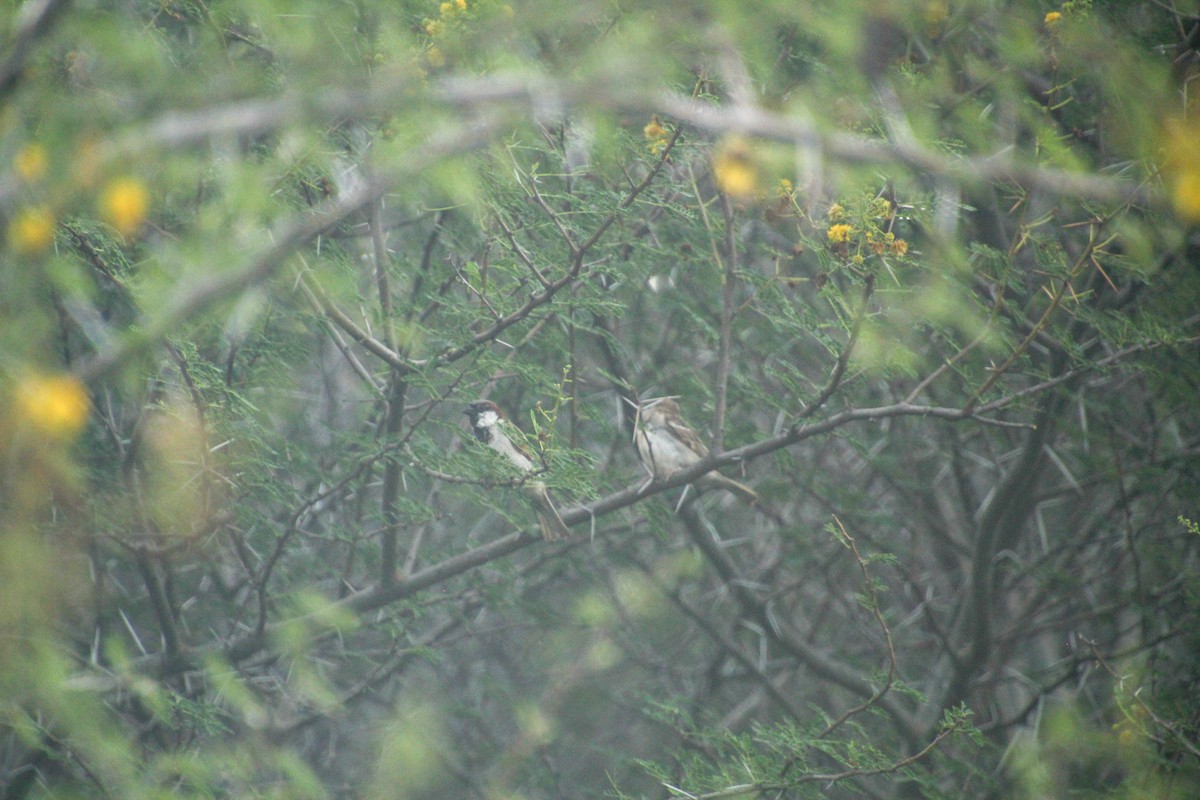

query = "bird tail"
[529,485,571,541]
[703,473,759,505]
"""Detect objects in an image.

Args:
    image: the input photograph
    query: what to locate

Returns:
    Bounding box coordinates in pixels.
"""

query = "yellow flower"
[100,177,149,237]
[827,202,846,220]
[425,18,444,36]
[777,178,794,197]
[924,0,949,33]
[456,0,467,9]
[14,143,48,183]
[14,373,90,440]
[644,117,671,155]
[712,138,758,198]
[1163,117,1200,223]
[826,223,853,243]
[8,206,55,256]
[1044,11,1062,26]
[1172,171,1200,223]
[643,118,668,141]
[439,2,453,15]
[890,238,909,256]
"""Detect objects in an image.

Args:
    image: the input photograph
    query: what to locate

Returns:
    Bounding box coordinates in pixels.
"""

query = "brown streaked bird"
[633,397,758,505]
[463,400,571,541]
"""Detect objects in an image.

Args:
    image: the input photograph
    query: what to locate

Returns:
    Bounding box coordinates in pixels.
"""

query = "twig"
[663,724,957,799]
[815,516,898,739]
[0,0,71,99]
[77,119,498,383]
[712,193,737,453]
[799,276,875,419]
[962,225,1097,415]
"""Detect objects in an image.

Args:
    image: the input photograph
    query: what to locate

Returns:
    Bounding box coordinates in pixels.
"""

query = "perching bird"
[633,397,758,505]
[463,400,571,541]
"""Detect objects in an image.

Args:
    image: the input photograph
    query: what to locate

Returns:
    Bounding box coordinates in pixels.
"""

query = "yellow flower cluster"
[426,0,467,35]
[712,137,758,198]
[826,223,853,243]
[14,143,48,183]
[4,141,153,255]
[824,198,909,258]
[643,117,670,155]
[1163,117,1200,223]
[100,176,149,237]
[868,231,909,256]
[1044,11,1062,26]
[14,373,90,440]
[8,206,55,256]
[8,142,56,256]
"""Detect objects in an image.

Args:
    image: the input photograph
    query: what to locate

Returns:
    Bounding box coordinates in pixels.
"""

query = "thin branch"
[293,261,410,370]
[799,276,875,419]
[645,89,1150,207]
[427,127,679,368]
[816,516,898,739]
[663,724,957,799]
[633,554,808,724]
[78,354,1169,688]
[962,226,1096,414]
[369,195,397,352]
[677,503,922,746]
[0,0,72,99]
[711,193,737,453]
[77,119,498,383]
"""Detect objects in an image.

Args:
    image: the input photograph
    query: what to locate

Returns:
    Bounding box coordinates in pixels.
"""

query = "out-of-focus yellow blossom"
[924,0,949,35]
[827,223,853,243]
[644,117,670,154]
[827,202,846,220]
[643,118,668,140]
[1044,11,1062,26]
[456,0,467,9]
[439,2,453,15]
[1164,117,1200,223]
[777,178,794,197]
[100,177,149,236]
[425,19,444,36]
[426,46,445,67]
[14,143,48,183]
[890,238,909,256]
[14,373,90,440]
[712,137,758,198]
[1172,171,1200,222]
[8,206,55,255]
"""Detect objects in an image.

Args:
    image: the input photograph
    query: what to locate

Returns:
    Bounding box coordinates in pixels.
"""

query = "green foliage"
[2,0,1200,798]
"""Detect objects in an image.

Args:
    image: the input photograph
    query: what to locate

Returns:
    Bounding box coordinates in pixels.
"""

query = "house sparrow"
[463,400,571,541]
[633,397,758,505]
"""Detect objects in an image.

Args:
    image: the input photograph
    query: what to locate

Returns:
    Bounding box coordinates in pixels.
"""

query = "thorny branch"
[73,325,1185,691]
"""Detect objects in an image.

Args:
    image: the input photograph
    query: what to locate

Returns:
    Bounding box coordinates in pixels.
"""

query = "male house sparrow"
[463,400,571,541]
[633,397,758,505]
